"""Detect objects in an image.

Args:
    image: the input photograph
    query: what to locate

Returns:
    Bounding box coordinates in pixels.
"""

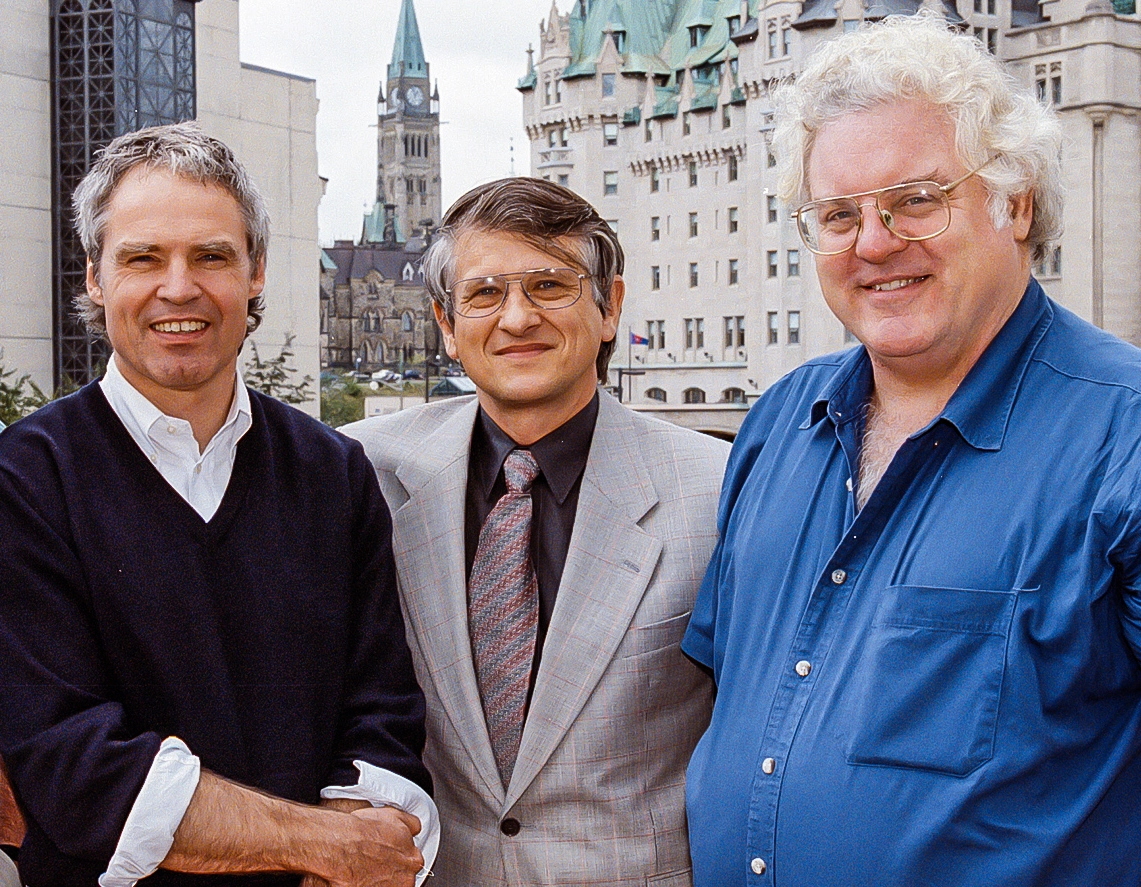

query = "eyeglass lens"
[452,268,583,317]
[799,182,950,254]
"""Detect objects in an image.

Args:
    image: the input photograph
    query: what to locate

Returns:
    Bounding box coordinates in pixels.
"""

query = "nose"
[157,257,200,302]
[495,280,541,333]
[852,200,907,263]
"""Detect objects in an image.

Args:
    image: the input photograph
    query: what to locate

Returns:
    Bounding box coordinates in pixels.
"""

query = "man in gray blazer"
[346,178,727,886]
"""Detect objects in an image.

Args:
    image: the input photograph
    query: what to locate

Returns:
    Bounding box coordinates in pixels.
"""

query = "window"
[1036,245,1063,277]
[683,112,691,136]
[685,318,695,349]
[689,161,698,187]
[603,122,618,146]
[602,73,616,97]
[683,387,707,404]
[728,258,739,285]
[401,311,413,332]
[557,174,569,186]
[787,249,801,277]
[689,262,699,287]
[843,18,859,32]
[646,387,667,403]
[1051,63,1062,105]
[781,24,791,56]
[724,315,745,348]
[606,219,619,234]
[696,317,705,349]
[689,212,699,238]
[722,387,747,404]
[987,28,997,54]
[767,311,779,345]
[767,195,778,223]
[603,171,618,196]
[767,250,778,278]
[650,166,660,192]
[689,25,708,48]
[544,76,552,105]
[555,77,562,102]
[651,265,661,290]
[767,22,778,58]
[647,319,666,350]
[651,216,660,241]
[645,118,653,142]
[612,30,626,53]
[788,310,801,345]
[728,154,738,181]
[722,105,731,129]
[728,206,739,233]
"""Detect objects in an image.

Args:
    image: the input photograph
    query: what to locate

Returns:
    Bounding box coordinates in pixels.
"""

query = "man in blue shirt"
[684,15,1141,887]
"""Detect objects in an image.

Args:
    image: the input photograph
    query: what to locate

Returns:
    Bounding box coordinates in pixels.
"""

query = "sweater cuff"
[98,737,200,887]
[322,760,439,885]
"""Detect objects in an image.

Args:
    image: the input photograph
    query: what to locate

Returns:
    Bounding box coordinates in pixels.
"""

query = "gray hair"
[421,177,624,382]
[772,13,1063,263]
[73,121,270,336]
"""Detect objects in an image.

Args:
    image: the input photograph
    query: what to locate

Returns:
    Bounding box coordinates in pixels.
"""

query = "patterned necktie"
[468,448,541,784]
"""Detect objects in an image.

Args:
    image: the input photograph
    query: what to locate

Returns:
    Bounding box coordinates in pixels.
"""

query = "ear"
[249,257,267,298]
[432,302,460,361]
[599,274,625,343]
[1009,190,1033,242]
[86,258,103,306]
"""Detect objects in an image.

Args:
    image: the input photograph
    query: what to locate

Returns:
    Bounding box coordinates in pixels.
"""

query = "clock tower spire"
[375,0,441,244]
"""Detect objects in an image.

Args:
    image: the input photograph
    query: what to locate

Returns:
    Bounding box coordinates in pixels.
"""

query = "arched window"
[402,311,414,332]
[645,387,667,403]
[361,309,380,332]
[683,387,706,404]
[721,387,746,404]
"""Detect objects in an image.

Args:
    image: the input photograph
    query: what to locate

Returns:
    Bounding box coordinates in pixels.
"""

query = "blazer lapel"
[388,400,505,801]
[505,394,662,808]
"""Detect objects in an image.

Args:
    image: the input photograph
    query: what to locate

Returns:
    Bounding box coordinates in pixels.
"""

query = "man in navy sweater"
[0,123,435,887]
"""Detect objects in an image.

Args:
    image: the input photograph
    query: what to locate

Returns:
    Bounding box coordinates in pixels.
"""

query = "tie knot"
[503,449,539,494]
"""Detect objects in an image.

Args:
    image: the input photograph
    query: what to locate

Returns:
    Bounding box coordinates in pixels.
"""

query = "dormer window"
[612,30,626,53]
[689,25,708,48]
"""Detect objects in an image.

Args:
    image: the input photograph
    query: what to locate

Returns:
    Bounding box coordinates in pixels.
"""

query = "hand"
[319,806,423,887]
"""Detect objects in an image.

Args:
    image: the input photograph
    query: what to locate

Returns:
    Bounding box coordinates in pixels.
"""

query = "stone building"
[0,0,321,414]
[319,0,442,377]
[519,0,1141,436]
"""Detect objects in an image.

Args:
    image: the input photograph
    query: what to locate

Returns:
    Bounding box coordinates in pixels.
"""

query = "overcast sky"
[238,0,558,244]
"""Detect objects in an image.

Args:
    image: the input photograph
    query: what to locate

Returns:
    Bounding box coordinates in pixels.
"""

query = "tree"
[244,334,315,405]
[0,365,50,427]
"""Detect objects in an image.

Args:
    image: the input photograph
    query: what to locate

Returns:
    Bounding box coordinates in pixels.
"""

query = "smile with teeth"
[153,320,207,333]
[871,277,925,292]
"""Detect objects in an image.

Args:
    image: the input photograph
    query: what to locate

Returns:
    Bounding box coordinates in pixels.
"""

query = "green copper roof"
[362,201,402,245]
[388,0,427,81]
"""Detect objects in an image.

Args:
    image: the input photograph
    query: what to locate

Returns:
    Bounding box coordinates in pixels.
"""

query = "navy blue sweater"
[0,383,429,886]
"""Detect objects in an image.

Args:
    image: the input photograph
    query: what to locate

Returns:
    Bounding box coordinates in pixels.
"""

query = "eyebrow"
[110,240,243,262]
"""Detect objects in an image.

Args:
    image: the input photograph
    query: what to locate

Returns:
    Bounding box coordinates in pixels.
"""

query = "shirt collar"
[807,279,1052,452]
[472,392,600,505]
[100,354,252,456]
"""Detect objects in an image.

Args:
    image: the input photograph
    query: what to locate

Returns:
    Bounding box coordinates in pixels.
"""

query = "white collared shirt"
[96,358,438,886]
[99,355,252,521]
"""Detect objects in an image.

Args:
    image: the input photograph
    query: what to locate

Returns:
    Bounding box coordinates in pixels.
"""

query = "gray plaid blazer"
[345,391,727,886]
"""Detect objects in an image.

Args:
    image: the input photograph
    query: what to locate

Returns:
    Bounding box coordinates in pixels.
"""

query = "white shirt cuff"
[322,761,440,886]
[99,737,200,887]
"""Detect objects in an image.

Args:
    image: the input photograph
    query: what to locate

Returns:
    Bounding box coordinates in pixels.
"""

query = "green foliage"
[244,334,315,405]
[0,364,50,427]
[321,373,366,428]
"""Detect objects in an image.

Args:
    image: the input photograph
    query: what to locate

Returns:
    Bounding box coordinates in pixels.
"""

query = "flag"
[630,331,650,345]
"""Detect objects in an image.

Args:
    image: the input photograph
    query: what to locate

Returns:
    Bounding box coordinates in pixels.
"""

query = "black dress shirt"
[464,393,599,668]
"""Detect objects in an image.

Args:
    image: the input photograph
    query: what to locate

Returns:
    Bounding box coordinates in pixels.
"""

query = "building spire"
[388,0,428,81]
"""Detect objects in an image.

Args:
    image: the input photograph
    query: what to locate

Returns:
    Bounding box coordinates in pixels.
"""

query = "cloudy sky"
[238,0,559,244]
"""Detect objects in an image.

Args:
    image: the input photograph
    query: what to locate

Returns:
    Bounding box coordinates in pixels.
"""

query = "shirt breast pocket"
[844,584,1018,777]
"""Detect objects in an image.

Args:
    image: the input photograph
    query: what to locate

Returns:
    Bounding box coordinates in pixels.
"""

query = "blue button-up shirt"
[683,281,1141,887]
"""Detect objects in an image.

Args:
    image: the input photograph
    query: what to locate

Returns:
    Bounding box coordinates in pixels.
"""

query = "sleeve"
[325,442,432,794]
[0,444,162,862]
[322,761,439,886]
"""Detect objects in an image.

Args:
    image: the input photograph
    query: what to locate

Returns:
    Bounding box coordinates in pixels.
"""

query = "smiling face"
[87,165,265,417]
[435,228,623,442]
[806,100,1032,384]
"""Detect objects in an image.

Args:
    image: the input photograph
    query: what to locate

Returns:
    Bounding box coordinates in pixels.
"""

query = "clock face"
[407,85,425,107]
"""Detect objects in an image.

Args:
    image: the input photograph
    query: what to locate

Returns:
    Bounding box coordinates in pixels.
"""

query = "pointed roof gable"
[388,0,428,80]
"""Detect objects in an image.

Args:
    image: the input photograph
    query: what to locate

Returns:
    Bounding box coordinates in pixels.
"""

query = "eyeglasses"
[447,267,588,318]
[791,159,994,256]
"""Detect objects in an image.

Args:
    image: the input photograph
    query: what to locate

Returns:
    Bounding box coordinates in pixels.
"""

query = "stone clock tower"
[376,0,441,243]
